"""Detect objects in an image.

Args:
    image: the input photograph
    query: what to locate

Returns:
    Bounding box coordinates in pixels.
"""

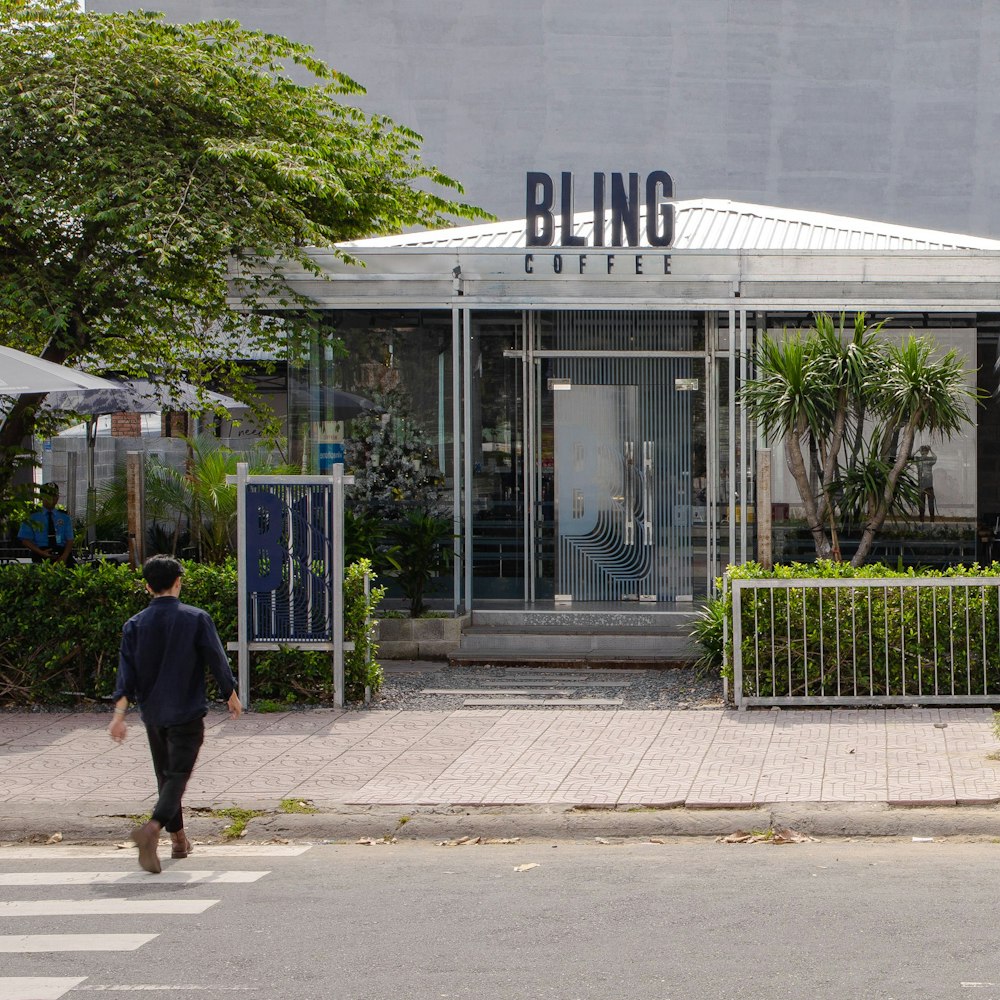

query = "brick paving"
[3,706,1000,810]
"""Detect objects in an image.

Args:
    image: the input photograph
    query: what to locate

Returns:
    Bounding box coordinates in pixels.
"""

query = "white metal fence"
[729,575,1000,709]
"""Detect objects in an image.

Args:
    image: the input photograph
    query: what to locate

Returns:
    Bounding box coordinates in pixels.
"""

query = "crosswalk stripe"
[71,987,257,993]
[0,899,219,917]
[0,871,268,886]
[0,978,87,1000]
[0,935,157,953]
[0,846,309,860]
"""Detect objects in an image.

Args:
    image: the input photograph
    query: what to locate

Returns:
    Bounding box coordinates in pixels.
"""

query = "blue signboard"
[229,464,350,709]
[317,441,344,473]
[244,482,335,643]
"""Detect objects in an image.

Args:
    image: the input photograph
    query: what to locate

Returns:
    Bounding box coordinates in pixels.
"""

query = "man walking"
[108,554,241,874]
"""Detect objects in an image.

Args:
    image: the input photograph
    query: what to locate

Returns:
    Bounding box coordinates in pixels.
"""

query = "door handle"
[643,440,653,545]
[624,439,634,545]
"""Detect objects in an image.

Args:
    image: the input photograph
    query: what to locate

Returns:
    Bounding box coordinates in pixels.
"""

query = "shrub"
[383,509,453,617]
[0,558,383,707]
[344,558,386,699]
[692,560,1000,701]
[251,559,386,704]
[0,561,146,703]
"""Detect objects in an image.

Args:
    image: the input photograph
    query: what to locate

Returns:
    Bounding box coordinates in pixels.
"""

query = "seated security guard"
[18,482,76,566]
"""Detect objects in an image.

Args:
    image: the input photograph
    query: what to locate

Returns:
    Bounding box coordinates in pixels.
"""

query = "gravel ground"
[3,665,725,715]
[361,663,726,712]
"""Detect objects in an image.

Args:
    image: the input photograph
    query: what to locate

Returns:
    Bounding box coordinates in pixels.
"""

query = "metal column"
[452,306,463,612]
[463,306,473,610]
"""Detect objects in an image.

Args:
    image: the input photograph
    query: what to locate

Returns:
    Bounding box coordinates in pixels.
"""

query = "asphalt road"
[3,838,1000,1000]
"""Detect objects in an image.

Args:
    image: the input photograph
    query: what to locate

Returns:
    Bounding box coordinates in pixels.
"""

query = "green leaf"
[0,0,492,491]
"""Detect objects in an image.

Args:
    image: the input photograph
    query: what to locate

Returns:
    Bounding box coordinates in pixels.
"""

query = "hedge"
[0,558,384,707]
[693,560,1000,701]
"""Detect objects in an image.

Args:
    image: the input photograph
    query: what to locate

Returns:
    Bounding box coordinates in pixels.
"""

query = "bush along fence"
[694,561,1000,709]
[0,557,384,708]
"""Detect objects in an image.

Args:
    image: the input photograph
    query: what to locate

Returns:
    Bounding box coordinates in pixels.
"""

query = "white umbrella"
[0,346,120,396]
[43,378,247,416]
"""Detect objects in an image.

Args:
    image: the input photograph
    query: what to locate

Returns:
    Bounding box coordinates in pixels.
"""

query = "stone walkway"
[3,706,1000,810]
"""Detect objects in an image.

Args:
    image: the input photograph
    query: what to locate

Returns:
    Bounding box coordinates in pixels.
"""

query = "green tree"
[742,312,979,568]
[0,0,488,490]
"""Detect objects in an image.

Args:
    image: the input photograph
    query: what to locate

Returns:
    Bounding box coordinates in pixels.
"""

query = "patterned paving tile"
[7,706,1000,809]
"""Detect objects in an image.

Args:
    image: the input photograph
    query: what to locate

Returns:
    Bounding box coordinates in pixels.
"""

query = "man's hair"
[143,555,184,594]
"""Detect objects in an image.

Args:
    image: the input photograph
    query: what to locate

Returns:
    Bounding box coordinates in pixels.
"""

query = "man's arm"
[199,613,242,719]
[108,624,137,743]
[108,695,128,743]
[53,512,74,563]
[18,519,49,560]
[19,536,48,559]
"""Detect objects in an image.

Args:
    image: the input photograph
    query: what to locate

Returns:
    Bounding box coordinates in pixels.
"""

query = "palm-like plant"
[743,314,882,560]
[743,313,979,568]
[851,336,977,565]
[97,435,294,562]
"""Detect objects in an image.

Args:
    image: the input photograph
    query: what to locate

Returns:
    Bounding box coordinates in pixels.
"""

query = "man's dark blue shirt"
[114,597,237,727]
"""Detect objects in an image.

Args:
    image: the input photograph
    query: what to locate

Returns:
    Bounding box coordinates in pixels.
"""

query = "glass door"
[553,384,653,600]
[533,356,706,602]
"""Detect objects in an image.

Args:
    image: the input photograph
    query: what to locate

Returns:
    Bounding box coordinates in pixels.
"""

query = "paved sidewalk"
[4,705,1000,817]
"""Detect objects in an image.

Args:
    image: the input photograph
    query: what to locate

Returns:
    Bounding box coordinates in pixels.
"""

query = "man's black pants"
[145,717,205,833]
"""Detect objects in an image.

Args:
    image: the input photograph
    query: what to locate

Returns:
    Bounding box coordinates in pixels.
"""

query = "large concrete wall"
[87,0,1000,237]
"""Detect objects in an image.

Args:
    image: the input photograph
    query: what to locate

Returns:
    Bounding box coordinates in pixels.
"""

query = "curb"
[6,801,1000,844]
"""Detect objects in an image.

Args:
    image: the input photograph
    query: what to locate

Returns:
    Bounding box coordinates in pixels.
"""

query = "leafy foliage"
[0,558,383,706]
[383,510,454,617]
[0,0,489,490]
[0,561,145,703]
[344,384,447,522]
[343,559,386,699]
[742,312,980,567]
[344,508,392,570]
[692,561,1000,701]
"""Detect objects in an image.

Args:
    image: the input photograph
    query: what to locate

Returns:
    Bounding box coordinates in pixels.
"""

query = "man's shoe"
[130,821,162,874]
[170,833,192,860]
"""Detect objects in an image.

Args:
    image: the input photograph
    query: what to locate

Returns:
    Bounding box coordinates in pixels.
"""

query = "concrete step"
[470,609,699,630]
[501,668,648,677]
[454,632,695,657]
[416,606,707,667]
[461,624,690,638]
[422,688,579,696]
[449,649,696,667]
[459,631,690,648]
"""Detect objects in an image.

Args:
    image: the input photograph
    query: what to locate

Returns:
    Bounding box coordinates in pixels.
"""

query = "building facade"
[84,1,1000,611]
[268,195,1000,610]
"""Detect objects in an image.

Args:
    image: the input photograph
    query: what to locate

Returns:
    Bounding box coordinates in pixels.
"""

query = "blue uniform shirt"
[18,508,74,548]
[113,596,237,727]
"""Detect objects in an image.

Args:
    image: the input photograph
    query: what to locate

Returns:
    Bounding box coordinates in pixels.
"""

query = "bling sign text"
[525,170,675,248]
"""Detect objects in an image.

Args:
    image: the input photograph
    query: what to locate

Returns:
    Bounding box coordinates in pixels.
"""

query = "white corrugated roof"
[344,199,1000,252]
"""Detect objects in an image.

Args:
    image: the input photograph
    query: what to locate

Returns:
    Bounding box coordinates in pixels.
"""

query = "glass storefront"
[289,310,455,509]
[289,307,739,607]
[469,314,525,600]
[287,306,979,609]
[288,311,457,605]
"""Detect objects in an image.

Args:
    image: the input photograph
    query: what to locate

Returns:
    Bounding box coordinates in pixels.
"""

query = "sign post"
[227,464,353,709]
